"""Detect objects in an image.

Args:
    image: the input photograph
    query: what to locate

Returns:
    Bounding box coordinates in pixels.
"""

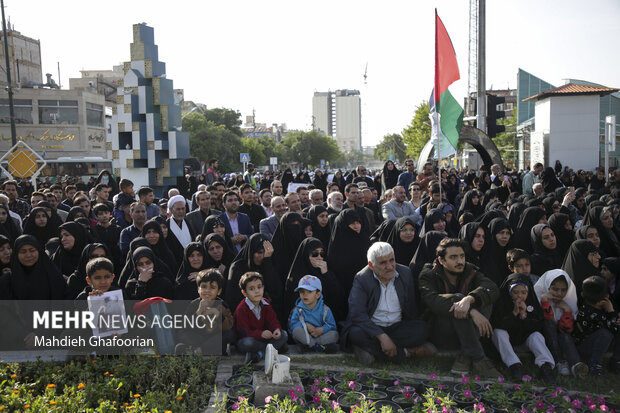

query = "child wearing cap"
[574,276,620,376]
[288,275,338,353]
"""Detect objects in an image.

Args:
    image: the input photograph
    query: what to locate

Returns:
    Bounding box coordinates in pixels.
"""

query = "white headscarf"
[533,269,578,321]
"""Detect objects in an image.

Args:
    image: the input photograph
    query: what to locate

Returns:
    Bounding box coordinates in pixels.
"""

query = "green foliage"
[401,101,431,160]
[200,107,243,135]
[281,130,342,168]
[1,355,216,412]
[374,133,406,163]
[492,109,517,168]
[184,111,244,173]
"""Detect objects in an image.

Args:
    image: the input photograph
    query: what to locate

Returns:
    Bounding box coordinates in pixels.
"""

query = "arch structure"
[416,126,504,172]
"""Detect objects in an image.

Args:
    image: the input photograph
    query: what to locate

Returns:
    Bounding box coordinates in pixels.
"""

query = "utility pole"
[1,0,17,145]
[476,0,486,134]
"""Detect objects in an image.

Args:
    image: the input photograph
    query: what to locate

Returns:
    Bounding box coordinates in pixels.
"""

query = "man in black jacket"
[341,242,435,364]
[419,238,500,378]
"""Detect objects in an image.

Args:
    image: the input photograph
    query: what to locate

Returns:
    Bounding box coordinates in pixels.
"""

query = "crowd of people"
[0,157,619,384]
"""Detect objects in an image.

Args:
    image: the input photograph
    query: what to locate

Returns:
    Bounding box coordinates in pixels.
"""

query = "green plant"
[236,364,254,375]
[421,388,456,413]
[483,379,511,408]
[339,370,359,382]
[228,374,252,386]
[375,369,392,379]
[511,375,535,402]
[311,368,328,379]
[341,391,364,405]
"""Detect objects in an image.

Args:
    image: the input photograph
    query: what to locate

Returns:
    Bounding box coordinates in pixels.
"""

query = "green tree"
[280,130,342,168]
[201,108,243,135]
[241,135,277,166]
[374,133,406,163]
[183,112,243,173]
[492,109,517,168]
[401,101,431,159]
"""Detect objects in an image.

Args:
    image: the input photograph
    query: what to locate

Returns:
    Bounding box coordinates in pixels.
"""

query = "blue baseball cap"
[294,275,322,292]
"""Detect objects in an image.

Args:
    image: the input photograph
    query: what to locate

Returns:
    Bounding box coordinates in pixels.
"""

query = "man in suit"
[381,186,420,222]
[341,242,435,365]
[221,190,253,252]
[259,196,286,240]
[186,190,220,236]
[166,195,197,262]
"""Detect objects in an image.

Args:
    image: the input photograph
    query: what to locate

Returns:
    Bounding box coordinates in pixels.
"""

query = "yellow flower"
[119,363,124,367]
[49,401,57,405]
[177,396,183,400]
[78,383,85,390]
[10,374,16,379]
[165,411,172,413]
[24,405,30,409]
[0,406,5,411]
[12,390,18,394]
[92,359,97,363]
[104,371,109,376]
[134,394,141,398]
[46,384,56,389]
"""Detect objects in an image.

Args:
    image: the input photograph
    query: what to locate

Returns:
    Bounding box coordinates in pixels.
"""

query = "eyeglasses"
[311,251,325,258]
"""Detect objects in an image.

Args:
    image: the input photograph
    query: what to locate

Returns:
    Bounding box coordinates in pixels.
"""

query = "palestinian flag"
[434,10,463,151]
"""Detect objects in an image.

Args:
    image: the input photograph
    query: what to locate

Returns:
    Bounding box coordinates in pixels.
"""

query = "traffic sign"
[320,159,325,167]
[8,149,38,177]
[270,157,278,165]
[240,153,250,163]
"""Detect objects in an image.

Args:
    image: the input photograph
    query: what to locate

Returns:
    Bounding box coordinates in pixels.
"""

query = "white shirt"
[245,298,269,320]
[371,272,402,327]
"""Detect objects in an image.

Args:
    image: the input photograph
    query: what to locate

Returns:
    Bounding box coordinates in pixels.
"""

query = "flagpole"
[435,9,443,205]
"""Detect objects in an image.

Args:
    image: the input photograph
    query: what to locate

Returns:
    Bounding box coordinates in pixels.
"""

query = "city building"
[0,27,107,174]
[517,68,620,170]
[69,66,124,106]
[108,23,189,195]
[0,24,42,88]
[241,114,287,142]
[312,89,361,153]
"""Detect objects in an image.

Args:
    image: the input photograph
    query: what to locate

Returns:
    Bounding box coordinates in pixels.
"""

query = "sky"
[6,0,620,147]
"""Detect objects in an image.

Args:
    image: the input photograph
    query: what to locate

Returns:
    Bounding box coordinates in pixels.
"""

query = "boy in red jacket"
[234,271,288,363]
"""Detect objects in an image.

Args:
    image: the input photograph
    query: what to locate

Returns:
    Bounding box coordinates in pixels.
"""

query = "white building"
[312,89,361,153]
[525,83,618,171]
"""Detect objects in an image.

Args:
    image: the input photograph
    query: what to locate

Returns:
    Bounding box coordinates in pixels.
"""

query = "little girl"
[534,269,588,377]
[491,273,556,384]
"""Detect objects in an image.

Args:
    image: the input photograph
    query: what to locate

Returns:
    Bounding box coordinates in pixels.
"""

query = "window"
[506,102,514,110]
[86,102,103,127]
[0,99,33,124]
[38,100,78,124]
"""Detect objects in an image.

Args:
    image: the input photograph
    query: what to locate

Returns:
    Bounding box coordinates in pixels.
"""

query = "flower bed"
[0,355,216,412]
[217,370,617,413]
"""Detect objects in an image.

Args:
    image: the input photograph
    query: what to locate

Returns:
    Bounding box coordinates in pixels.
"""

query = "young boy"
[574,276,620,376]
[289,275,338,353]
[507,248,539,285]
[76,257,118,299]
[92,204,122,269]
[234,272,288,363]
[175,269,235,355]
[119,179,135,198]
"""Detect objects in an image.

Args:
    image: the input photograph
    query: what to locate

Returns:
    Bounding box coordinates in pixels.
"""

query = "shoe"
[609,359,620,374]
[472,357,501,379]
[571,362,588,378]
[589,363,605,377]
[324,343,339,354]
[539,363,557,385]
[407,342,438,358]
[353,345,375,365]
[243,351,263,364]
[450,353,472,375]
[509,363,525,382]
[556,361,570,376]
[312,343,326,353]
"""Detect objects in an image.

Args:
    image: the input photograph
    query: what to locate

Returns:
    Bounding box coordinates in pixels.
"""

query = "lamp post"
[1,0,16,146]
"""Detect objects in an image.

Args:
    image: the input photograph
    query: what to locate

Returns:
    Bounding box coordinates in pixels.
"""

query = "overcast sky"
[7,0,620,147]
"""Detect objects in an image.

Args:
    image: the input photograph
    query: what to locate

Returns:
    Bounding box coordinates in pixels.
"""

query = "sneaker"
[312,343,326,353]
[324,343,339,354]
[571,362,588,378]
[509,363,525,382]
[353,345,375,365]
[556,361,570,376]
[450,353,472,375]
[472,357,501,379]
[589,363,605,377]
[539,363,557,385]
[407,342,438,358]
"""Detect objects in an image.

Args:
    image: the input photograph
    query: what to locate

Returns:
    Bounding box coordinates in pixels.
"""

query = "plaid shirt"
[9,198,30,219]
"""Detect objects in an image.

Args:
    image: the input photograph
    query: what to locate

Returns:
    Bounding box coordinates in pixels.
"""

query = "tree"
[401,101,431,160]
[280,130,342,168]
[374,133,407,163]
[492,109,517,168]
[201,108,243,136]
[183,112,244,173]
[241,135,277,167]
